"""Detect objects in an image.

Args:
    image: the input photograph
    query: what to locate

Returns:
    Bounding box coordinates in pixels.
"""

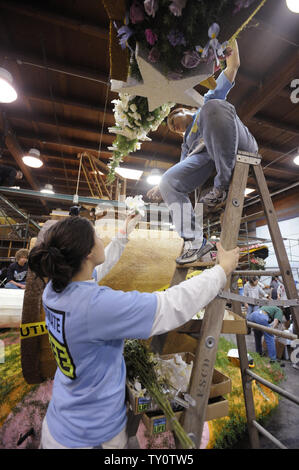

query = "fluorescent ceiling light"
[22,148,43,168]
[0,67,17,103]
[286,0,299,13]
[293,155,299,165]
[115,167,143,180]
[41,184,55,194]
[147,169,162,185]
[245,187,255,196]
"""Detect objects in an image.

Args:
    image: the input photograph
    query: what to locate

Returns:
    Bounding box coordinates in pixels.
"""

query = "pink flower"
[181,50,201,69]
[144,0,159,17]
[169,0,187,17]
[148,47,160,63]
[145,28,158,46]
[130,1,145,24]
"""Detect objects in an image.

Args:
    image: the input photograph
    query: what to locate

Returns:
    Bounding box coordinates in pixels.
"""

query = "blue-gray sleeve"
[87,286,157,341]
[204,71,234,103]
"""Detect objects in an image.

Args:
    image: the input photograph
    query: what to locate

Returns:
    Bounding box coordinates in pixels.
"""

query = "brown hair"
[15,248,29,262]
[28,216,95,293]
[167,107,195,133]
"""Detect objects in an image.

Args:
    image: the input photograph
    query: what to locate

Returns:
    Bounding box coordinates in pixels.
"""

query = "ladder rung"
[246,369,299,406]
[252,420,287,449]
[233,270,281,276]
[176,261,215,269]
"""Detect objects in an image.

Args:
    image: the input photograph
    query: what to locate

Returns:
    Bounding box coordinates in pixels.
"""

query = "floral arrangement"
[125,194,146,216]
[107,93,174,183]
[249,256,266,270]
[107,0,266,183]
[116,0,262,79]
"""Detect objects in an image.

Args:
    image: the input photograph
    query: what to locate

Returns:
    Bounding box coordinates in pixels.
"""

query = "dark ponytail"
[28,217,95,293]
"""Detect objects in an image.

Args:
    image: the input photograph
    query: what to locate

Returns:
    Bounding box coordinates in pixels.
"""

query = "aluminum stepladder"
[151,150,299,449]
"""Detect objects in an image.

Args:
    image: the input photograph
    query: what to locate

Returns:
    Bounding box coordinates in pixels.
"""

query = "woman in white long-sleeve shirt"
[244,276,267,316]
[28,214,239,449]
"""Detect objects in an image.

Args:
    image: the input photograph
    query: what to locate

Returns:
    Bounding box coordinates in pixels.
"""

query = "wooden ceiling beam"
[237,70,291,100]
[251,114,299,136]
[6,111,179,153]
[16,131,178,164]
[237,50,299,123]
[0,47,108,84]
[22,91,111,115]
[0,1,109,40]
[0,112,48,208]
[258,140,298,156]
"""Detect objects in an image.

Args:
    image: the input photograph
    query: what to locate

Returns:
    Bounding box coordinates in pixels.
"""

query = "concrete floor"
[223,332,299,449]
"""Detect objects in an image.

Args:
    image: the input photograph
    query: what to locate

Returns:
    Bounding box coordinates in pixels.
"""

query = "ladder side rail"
[180,161,250,448]
[246,321,297,340]
[231,270,260,449]
[253,165,299,335]
[251,420,288,449]
[246,369,299,406]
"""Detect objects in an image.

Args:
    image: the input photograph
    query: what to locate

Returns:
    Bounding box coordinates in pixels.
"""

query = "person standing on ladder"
[147,40,258,265]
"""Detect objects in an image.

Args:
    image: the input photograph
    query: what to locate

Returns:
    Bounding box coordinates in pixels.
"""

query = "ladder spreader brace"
[150,150,299,449]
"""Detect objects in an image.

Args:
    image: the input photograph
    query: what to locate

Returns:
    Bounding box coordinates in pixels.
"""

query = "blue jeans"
[5,282,25,289]
[247,310,276,360]
[246,304,259,316]
[159,100,258,241]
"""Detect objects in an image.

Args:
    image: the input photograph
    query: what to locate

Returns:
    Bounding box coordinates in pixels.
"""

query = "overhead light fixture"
[40,183,55,194]
[22,148,43,168]
[293,154,299,165]
[115,167,143,180]
[245,187,255,196]
[0,67,17,103]
[147,169,162,185]
[286,0,299,13]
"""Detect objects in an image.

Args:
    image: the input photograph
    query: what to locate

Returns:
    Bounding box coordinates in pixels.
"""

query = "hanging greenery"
[107,93,174,184]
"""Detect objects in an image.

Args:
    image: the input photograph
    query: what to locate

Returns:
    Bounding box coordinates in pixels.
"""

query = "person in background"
[0,164,23,187]
[247,305,283,362]
[270,276,279,300]
[147,39,258,265]
[277,278,287,300]
[28,214,239,449]
[69,205,81,217]
[244,276,267,316]
[4,248,29,289]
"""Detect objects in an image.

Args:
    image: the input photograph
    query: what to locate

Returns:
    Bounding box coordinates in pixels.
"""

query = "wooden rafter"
[238,50,299,123]
[0,0,109,39]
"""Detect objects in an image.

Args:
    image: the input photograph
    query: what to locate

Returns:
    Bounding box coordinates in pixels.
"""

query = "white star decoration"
[111,44,214,111]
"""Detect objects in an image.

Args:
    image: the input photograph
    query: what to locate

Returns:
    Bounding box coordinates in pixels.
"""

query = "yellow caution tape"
[20,321,48,340]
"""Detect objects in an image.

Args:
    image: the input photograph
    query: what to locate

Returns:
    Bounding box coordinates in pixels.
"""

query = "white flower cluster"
[125,194,146,216]
[108,93,174,149]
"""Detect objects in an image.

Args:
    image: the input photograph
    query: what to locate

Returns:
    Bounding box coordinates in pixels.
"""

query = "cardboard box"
[142,396,229,435]
[176,311,247,336]
[221,310,247,334]
[126,352,231,414]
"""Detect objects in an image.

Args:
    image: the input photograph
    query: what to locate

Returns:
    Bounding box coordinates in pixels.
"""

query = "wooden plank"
[238,50,299,123]
[176,261,215,269]
[180,161,249,448]
[253,164,299,335]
